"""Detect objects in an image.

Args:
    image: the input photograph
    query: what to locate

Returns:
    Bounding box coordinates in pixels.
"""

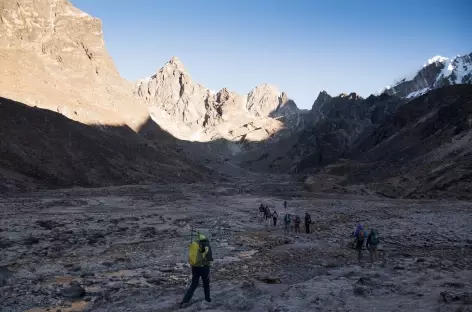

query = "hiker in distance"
[259,203,265,221]
[181,233,213,308]
[265,206,272,227]
[272,210,279,227]
[353,224,367,262]
[304,212,312,234]
[366,228,380,263]
[294,214,301,233]
[284,213,291,232]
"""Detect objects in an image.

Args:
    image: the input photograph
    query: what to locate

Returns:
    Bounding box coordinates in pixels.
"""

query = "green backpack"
[370,229,379,246]
[284,214,291,223]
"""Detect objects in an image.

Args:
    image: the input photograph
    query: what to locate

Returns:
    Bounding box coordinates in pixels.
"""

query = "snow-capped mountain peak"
[424,55,449,67]
[380,52,472,100]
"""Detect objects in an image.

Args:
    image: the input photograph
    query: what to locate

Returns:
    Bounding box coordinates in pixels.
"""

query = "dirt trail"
[1,182,471,312]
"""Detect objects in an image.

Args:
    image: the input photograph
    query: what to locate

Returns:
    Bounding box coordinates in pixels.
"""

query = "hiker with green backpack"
[181,233,213,308]
[283,213,292,232]
[366,228,380,263]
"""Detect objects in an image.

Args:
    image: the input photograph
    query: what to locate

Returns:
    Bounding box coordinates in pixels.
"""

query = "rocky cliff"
[0,0,149,129]
[135,58,301,142]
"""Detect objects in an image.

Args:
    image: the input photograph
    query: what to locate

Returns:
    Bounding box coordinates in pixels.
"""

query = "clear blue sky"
[72,0,471,109]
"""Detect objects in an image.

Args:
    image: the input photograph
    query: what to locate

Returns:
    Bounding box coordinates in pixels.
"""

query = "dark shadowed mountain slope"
[346,84,472,199]
[239,85,472,199]
[0,97,211,192]
[239,91,404,173]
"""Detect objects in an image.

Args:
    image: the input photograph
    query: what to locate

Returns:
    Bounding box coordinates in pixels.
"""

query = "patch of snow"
[433,54,472,86]
[425,55,449,66]
[435,59,455,86]
[406,87,429,99]
[377,86,391,95]
[451,56,470,84]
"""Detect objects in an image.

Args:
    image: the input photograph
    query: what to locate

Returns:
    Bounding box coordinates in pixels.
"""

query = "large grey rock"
[60,281,85,299]
[0,266,13,287]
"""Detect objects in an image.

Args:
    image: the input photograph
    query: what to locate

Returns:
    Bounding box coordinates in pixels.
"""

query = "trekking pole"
[190,224,193,244]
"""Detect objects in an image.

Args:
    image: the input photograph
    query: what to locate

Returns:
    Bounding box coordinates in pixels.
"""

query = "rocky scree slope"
[134,57,303,142]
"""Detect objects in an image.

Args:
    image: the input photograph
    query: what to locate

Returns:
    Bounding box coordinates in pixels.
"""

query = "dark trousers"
[273,218,277,226]
[356,240,364,262]
[182,266,210,303]
[305,223,310,234]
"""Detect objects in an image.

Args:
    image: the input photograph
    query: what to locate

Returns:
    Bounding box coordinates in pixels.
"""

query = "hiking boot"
[180,302,189,309]
[205,298,212,303]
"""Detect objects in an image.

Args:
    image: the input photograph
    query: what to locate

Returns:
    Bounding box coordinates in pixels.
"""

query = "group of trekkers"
[258,202,313,234]
[352,223,380,263]
[180,203,381,308]
[258,202,381,263]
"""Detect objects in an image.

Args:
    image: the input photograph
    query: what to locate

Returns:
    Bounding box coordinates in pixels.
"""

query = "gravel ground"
[1,182,471,312]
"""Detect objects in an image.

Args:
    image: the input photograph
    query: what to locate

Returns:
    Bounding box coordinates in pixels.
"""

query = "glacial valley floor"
[1,181,471,312]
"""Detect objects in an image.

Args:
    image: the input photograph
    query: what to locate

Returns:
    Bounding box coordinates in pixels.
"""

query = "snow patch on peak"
[425,55,449,66]
[378,86,391,95]
[406,87,429,99]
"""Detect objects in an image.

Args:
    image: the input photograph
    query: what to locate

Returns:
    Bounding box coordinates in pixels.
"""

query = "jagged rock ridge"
[135,57,302,142]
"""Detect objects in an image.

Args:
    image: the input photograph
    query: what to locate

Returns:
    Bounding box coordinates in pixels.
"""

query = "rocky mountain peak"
[246,84,282,117]
[380,52,472,99]
[312,90,332,111]
[272,92,298,117]
[166,56,186,71]
[134,61,300,141]
[0,0,118,77]
[424,55,449,66]
[216,88,232,103]
[350,92,362,100]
